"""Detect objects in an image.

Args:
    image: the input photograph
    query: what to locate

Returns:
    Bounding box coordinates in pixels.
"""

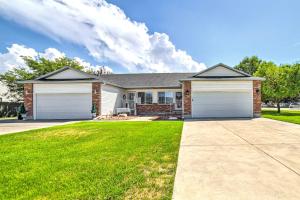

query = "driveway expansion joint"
[216,121,300,177]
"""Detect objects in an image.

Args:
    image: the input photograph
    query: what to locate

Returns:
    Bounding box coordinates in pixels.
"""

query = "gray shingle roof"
[98,73,195,89]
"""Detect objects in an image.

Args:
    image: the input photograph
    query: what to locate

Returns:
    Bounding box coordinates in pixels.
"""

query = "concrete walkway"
[0,120,77,135]
[173,118,300,200]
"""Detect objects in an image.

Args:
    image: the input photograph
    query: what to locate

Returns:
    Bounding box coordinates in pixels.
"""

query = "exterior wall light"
[185,89,190,96]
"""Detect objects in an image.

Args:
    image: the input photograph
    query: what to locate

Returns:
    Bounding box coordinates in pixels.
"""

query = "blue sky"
[0,0,300,73]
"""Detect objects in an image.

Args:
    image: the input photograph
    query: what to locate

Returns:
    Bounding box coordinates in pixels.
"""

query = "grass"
[0,121,183,200]
[262,109,300,125]
[0,116,17,120]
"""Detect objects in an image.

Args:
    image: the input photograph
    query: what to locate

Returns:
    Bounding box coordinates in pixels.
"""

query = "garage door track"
[173,118,300,200]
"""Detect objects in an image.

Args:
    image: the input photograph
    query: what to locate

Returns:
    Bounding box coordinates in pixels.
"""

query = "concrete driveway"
[0,120,77,135]
[173,118,300,200]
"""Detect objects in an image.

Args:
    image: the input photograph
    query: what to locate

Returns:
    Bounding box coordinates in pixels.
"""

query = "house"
[19,63,264,120]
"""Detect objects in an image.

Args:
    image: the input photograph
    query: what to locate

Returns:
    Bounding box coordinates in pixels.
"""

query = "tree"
[235,56,262,75]
[85,66,112,76]
[254,62,299,113]
[0,57,84,102]
[287,63,300,101]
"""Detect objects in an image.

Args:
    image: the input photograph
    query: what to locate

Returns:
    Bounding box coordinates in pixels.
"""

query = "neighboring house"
[19,63,264,120]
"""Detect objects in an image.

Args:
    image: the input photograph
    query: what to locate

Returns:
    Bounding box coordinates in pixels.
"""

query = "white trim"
[180,77,265,81]
[18,80,100,84]
[181,84,184,116]
[33,91,36,120]
[193,63,251,77]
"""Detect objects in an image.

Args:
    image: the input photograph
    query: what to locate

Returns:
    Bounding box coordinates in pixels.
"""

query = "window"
[158,92,173,104]
[175,92,182,109]
[138,92,152,104]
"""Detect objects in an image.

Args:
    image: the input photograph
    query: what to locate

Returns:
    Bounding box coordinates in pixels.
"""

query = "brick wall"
[92,83,101,116]
[24,83,33,119]
[136,104,174,115]
[183,81,191,116]
[253,80,262,117]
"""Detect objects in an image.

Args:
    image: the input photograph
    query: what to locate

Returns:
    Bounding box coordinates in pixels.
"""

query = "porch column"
[24,83,33,119]
[183,81,191,117]
[92,83,101,116]
[253,80,262,117]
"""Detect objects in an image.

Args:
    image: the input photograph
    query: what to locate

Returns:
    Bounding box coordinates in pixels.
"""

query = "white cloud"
[0,44,112,73]
[39,48,65,60]
[0,0,206,72]
[0,44,38,72]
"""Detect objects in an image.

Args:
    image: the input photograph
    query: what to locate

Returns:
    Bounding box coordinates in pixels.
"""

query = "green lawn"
[262,109,300,125]
[0,121,183,200]
[0,117,17,120]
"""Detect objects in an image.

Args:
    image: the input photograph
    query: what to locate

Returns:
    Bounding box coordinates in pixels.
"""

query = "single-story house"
[19,63,264,120]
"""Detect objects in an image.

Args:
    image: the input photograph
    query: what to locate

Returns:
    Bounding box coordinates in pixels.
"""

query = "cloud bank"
[0,44,112,73]
[0,0,205,72]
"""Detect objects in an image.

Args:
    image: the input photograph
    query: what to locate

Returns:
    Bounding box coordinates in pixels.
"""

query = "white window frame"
[137,91,153,104]
[158,91,174,104]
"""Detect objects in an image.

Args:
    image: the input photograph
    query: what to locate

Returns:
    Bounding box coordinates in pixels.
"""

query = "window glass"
[145,92,153,104]
[165,92,173,104]
[138,92,152,104]
[158,92,165,104]
[128,93,135,101]
[175,92,182,109]
[138,92,145,104]
[158,92,173,104]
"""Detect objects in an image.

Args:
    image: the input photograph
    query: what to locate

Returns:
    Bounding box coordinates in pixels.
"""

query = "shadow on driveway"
[0,119,83,135]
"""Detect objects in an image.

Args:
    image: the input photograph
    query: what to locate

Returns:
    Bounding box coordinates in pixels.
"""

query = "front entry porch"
[119,90,183,116]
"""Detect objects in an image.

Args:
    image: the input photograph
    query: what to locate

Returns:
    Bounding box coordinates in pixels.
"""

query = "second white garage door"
[192,91,253,118]
[36,93,92,119]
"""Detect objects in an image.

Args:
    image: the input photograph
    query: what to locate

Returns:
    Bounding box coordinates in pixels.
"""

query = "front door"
[175,92,182,110]
[127,92,136,115]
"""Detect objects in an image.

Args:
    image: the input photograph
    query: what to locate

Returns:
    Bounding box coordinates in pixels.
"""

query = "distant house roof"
[98,73,195,88]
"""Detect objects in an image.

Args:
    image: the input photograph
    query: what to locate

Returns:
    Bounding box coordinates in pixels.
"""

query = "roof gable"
[36,66,98,80]
[193,63,251,78]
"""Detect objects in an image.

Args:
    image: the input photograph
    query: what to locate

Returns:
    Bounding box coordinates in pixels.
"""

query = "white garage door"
[192,91,253,118]
[36,93,92,119]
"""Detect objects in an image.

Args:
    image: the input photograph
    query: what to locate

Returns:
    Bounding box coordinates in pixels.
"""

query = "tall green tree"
[254,62,299,113]
[287,63,300,100]
[0,57,84,102]
[235,56,262,75]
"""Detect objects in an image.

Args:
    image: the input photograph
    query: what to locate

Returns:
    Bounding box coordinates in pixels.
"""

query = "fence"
[0,102,21,117]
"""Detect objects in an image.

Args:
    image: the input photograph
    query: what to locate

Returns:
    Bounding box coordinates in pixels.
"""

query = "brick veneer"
[136,104,174,115]
[253,80,262,117]
[183,81,191,116]
[24,83,33,119]
[92,82,101,116]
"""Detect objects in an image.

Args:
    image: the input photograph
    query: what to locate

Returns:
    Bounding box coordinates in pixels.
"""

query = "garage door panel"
[192,92,252,118]
[36,93,92,119]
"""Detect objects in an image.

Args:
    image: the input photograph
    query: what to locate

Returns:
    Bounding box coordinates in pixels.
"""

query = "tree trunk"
[277,102,281,113]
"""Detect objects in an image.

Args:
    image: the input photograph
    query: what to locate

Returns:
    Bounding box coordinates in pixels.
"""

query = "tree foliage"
[254,62,300,112]
[0,57,84,101]
[234,56,262,75]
